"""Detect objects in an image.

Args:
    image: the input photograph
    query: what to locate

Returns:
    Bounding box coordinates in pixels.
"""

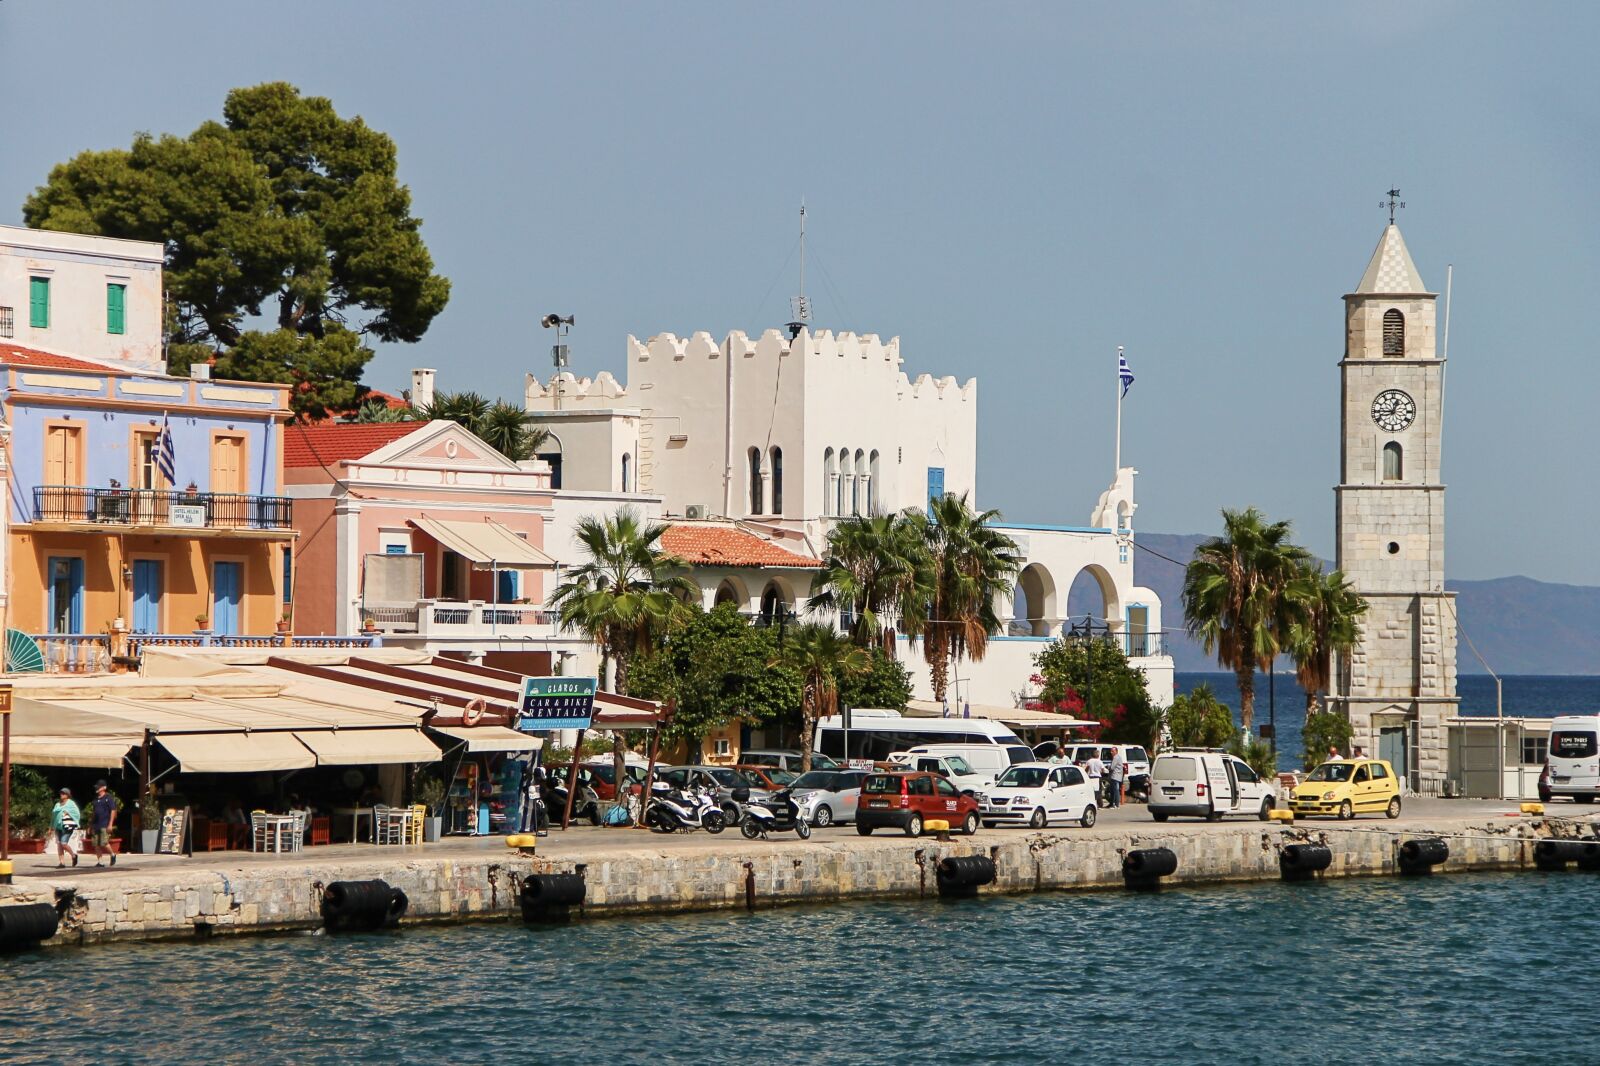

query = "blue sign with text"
[518,676,597,731]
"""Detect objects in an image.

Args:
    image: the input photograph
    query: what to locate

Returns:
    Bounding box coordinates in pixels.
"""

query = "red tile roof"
[662,524,823,569]
[0,343,123,373]
[284,421,428,468]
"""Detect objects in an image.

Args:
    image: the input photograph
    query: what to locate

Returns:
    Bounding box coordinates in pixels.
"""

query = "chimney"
[411,368,436,411]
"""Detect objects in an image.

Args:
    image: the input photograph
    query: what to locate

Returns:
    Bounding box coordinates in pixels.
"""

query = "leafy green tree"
[353,398,417,423]
[1167,682,1238,749]
[920,493,1021,703]
[548,508,698,784]
[1286,565,1367,719]
[1181,507,1312,733]
[769,622,871,772]
[837,647,914,713]
[1302,711,1355,771]
[23,81,449,420]
[628,604,802,761]
[1033,634,1153,724]
[407,392,549,461]
[420,390,489,428]
[808,514,930,652]
[1226,732,1278,779]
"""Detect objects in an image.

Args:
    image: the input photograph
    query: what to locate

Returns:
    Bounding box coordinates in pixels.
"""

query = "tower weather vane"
[1381,187,1405,224]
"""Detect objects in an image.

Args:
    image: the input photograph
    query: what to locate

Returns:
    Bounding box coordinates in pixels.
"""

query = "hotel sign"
[517,676,597,731]
[170,504,207,528]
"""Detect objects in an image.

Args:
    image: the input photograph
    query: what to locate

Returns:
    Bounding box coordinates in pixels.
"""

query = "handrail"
[31,485,293,530]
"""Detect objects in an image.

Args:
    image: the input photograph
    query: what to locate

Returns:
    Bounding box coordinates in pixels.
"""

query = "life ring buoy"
[463,697,487,727]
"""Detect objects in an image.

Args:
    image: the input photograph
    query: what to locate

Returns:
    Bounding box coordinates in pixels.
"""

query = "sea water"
[0,872,1591,1065]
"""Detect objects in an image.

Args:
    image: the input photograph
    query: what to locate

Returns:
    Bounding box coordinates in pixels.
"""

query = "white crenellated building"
[524,326,1174,711]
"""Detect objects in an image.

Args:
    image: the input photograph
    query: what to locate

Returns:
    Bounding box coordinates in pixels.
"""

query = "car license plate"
[1555,776,1571,783]
[868,800,888,808]
[1162,787,1183,795]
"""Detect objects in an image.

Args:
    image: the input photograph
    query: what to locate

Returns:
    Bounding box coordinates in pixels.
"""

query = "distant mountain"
[1107,533,1600,676]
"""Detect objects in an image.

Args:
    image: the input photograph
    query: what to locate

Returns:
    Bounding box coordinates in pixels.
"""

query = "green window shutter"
[106,284,126,335]
[29,277,49,329]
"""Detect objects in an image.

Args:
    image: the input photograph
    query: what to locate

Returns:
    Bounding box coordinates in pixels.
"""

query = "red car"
[856,771,980,837]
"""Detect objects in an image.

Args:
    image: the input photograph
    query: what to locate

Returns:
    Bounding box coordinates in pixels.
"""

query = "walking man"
[1085,751,1106,807]
[1109,749,1126,808]
[52,788,81,868]
[89,780,118,867]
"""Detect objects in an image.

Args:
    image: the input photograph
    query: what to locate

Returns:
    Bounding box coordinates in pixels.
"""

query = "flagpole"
[1114,346,1123,476]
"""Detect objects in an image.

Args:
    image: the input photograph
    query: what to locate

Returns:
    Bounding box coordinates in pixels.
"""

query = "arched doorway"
[1012,563,1059,637]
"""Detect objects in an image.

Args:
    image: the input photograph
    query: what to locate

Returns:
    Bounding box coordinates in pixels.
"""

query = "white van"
[1547,716,1600,802]
[886,748,996,792]
[1148,750,1276,822]
[891,743,1014,786]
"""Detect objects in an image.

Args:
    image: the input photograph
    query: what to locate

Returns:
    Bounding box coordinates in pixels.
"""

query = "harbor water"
[2,871,1593,1065]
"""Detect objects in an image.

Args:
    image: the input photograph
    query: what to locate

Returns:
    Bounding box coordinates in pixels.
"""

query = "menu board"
[156,807,189,855]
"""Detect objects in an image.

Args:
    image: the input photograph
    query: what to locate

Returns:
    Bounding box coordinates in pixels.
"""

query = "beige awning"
[5,737,136,768]
[293,728,441,766]
[905,700,1099,729]
[157,732,317,773]
[433,725,543,753]
[409,516,556,570]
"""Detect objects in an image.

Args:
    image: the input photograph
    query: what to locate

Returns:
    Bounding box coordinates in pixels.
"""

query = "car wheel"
[1338,800,1354,821]
[1578,795,1595,804]
[904,814,923,838]
[1386,796,1402,819]
[721,803,743,827]
[1205,809,1223,822]
[1080,804,1097,828]
[961,811,979,835]
[1258,799,1272,822]
[1151,810,1169,822]
[982,822,996,829]
[856,822,873,836]
[812,805,833,829]
[1028,807,1048,830]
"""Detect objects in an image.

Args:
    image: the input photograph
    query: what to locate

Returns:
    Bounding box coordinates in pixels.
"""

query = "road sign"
[517,676,597,731]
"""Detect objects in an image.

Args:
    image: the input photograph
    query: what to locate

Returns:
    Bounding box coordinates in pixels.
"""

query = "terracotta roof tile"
[284,421,428,468]
[662,524,822,569]
[0,343,124,373]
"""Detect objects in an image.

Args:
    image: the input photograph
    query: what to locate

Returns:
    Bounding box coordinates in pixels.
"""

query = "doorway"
[132,559,164,633]
[213,561,242,635]
[1379,726,1408,786]
[48,557,84,633]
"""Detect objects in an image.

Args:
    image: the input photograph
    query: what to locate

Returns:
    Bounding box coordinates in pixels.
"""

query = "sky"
[3,2,1596,583]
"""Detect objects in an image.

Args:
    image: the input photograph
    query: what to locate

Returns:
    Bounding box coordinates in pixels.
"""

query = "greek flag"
[153,413,177,486]
[1118,351,1135,398]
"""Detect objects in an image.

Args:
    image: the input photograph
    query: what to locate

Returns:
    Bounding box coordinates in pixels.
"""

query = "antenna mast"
[787,200,810,338]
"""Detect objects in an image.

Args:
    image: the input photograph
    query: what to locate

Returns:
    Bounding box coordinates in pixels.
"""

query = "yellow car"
[1289,759,1402,820]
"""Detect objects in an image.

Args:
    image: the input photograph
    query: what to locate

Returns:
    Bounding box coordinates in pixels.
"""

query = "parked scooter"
[644,781,727,834]
[740,791,812,840]
[544,778,602,827]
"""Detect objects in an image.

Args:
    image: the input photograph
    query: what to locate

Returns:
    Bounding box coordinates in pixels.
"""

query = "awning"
[433,725,543,753]
[294,728,441,766]
[409,516,556,570]
[5,738,137,769]
[157,732,317,773]
[905,699,1099,730]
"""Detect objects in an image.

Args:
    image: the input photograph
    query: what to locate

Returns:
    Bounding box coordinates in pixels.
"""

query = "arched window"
[1382,309,1405,357]
[836,444,849,516]
[868,449,881,515]
[769,446,783,515]
[1383,441,1403,481]
[620,452,632,494]
[823,448,837,517]
[748,447,763,515]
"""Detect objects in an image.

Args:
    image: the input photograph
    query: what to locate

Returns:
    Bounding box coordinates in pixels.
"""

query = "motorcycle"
[544,778,602,827]
[644,781,727,834]
[740,791,812,840]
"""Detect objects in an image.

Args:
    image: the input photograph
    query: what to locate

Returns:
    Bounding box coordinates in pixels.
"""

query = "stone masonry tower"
[1330,220,1458,794]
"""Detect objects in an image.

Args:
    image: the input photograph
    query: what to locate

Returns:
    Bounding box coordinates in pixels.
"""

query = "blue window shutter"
[926,467,945,515]
[498,570,519,602]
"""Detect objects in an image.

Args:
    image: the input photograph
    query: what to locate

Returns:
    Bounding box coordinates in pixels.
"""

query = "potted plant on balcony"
[194,613,210,634]
[6,766,53,854]
[362,615,379,634]
[415,777,446,842]
[276,610,292,635]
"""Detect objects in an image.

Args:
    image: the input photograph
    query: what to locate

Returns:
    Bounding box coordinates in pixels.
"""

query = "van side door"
[1202,757,1231,814]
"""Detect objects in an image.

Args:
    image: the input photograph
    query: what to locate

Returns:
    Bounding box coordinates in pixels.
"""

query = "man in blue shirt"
[89,780,118,867]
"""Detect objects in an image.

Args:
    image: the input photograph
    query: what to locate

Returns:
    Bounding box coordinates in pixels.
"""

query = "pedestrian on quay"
[1352,746,1366,760]
[1327,746,1344,762]
[52,788,81,869]
[1109,749,1126,808]
[89,780,118,867]
[1085,751,1106,807]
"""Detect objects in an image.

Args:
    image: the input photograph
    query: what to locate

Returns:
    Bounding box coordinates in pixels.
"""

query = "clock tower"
[1330,217,1458,794]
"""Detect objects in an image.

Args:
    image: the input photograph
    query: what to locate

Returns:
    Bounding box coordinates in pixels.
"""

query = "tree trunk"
[1237,664,1256,733]
[929,652,949,704]
[1304,690,1318,721]
[799,701,816,773]
[612,733,627,810]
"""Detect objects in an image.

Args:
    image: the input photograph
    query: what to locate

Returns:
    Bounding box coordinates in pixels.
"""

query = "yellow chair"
[406,804,427,844]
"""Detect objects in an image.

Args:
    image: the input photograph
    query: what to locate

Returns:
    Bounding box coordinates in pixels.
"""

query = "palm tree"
[418,390,489,428]
[548,507,698,784]
[1181,507,1311,733]
[1286,564,1367,719]
[352,398,419,423]
[806,514,929,652]
[769,622,871,772]
[477,401,550,461]
[919,493,1021,705]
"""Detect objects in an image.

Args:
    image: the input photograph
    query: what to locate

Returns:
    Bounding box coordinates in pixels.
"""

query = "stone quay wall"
[0,819,1557,948]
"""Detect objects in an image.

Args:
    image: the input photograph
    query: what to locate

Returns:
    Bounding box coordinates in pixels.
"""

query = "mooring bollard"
[520,871,586,923]
[1123,847,1178,891]
[1279,843,1333,883]
[322,879,406,932]
[0,902,59,951]
[935,855,997,899]
[1397,838,1449,877]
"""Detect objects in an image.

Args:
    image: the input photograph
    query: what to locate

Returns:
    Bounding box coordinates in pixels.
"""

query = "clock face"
[1371,389,1416,432]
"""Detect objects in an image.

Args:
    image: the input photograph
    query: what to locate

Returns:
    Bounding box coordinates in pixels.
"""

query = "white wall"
[0,225,165,369]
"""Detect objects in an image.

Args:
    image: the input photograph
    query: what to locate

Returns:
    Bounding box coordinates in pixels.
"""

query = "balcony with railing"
[360,601,555,638]
[30,486,293,532]
[20,632,381,674]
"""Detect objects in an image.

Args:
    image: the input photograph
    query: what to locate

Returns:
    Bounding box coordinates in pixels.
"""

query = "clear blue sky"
[3,2,1594,583]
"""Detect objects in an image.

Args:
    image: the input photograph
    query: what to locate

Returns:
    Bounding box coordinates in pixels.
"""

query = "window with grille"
[1382,309,1405,357]
[0,306,13,338]
[1522,735,1549,767]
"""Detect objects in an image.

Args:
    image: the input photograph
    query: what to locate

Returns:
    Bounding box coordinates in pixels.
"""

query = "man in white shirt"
[1084,753,1106,807]
[1109,750,1126,808]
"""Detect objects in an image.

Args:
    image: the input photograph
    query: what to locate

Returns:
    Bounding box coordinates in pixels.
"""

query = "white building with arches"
[525,327,1173,710]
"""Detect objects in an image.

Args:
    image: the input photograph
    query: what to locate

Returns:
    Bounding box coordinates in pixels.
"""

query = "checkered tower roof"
[1354,224,1428,295]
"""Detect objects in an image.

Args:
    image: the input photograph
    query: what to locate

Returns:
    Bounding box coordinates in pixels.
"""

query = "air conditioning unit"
[685,504,708,520]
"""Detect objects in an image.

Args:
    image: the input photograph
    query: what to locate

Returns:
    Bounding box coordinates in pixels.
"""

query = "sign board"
[156,807,189,855]
[170,504,207,528]
[847,759,876,771]
[0,683,12,714]
[517,676,597,731]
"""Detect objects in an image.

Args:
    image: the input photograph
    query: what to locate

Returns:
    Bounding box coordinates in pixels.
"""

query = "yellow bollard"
[0,858,12,885]
[924,820,950,833]
[1520,802,1545,815]
[1268,809,1295,823]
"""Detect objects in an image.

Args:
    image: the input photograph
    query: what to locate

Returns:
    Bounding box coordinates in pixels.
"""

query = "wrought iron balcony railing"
[31,486,293,531]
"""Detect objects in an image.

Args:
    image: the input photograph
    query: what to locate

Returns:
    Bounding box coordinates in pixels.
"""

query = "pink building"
[284,419,559,674]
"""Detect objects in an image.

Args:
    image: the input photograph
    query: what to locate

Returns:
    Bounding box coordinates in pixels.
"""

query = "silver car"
[786,769,868,827]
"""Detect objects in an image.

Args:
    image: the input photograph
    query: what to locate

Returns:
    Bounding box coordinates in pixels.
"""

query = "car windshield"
[944,756,975,775]
[586,765,616,783]
[998,767,1049,788]
[764,769,798,786]
[792,772,837,790]
[1307,763,1355,783]
[810,753,841,770]
[707,769,750,787]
